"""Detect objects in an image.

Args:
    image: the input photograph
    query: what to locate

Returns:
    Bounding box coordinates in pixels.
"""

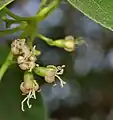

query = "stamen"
[31,90,36,99]
[56,69,64,75]
[32,45,36,51]
[29,68,32,72]
[21,90,33,111]
[31,45,36,55]
[37,89,41,92]
[75,39,88,47]
[55,75,66,88]
[21,93,30,111]
[56,65,65,75]
[52,80,57,86]
[36,64,39,67]
[27,90,32,108]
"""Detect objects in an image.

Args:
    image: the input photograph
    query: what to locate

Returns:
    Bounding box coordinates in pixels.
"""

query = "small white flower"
[45,65,66,87]
[20,80,40,111]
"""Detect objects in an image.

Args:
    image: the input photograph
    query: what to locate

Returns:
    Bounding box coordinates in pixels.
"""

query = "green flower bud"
[29,55,37,62]
[52,36,76,52]
[19,63,29,70]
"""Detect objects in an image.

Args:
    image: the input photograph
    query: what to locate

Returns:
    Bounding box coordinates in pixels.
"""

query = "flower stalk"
[0,52,13,81]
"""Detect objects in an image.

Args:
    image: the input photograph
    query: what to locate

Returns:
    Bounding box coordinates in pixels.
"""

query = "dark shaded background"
[1,0,113,120]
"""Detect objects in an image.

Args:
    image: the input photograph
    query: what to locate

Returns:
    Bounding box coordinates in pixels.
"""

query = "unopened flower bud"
[11,47,20,55]
[17,56,25,64]
[52,36,75,52]
[19,63,29,70]
[28,61,36,72]
[11,39,26,55]
[64,36,75,52]
[11,39,25,49]
[29,55,37,62]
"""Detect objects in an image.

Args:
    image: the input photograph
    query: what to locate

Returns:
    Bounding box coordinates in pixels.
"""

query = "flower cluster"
[11,39,67,111]
[10,36,85,111]
[11,39,39,71]
[20,64,65,111]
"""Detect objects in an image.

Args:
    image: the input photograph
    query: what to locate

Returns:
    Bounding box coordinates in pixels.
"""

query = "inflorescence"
[11,36,85,111]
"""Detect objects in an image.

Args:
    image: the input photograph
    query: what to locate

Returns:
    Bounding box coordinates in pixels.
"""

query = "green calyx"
[34,66,48,77]
[24,71,34,83]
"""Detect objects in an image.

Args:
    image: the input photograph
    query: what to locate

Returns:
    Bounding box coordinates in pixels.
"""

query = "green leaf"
[0,0,14,11]
[0,45,10,65]
[67,0,113,31]
[0,46,48,120]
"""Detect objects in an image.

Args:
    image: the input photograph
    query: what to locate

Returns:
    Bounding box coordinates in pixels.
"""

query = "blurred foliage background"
[1,0,113,120]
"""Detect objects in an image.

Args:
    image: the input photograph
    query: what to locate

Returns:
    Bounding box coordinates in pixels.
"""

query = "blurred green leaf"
[0,0,14,11]
[0,46,48,120]
[0,45,10,65]
[67,0,113,31]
